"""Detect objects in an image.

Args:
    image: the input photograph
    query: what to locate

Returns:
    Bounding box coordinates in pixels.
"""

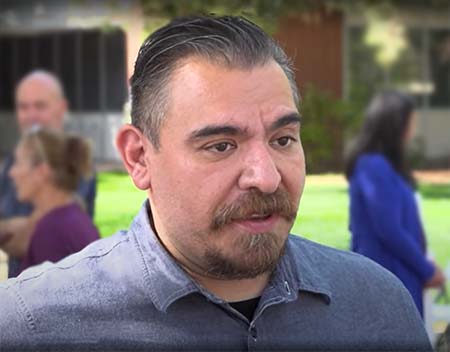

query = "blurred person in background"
[9,128,99,274]
[345,91,446,317]
[0,70,97,277]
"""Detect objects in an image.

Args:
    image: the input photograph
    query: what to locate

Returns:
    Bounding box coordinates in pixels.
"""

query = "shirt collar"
[130,201,332,312]
[129,201,200,312]
[277,238,333,304]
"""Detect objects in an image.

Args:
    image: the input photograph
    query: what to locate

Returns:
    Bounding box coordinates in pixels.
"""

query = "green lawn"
[94,172,450,268]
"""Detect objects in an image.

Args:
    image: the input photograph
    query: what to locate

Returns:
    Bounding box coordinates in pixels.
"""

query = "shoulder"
[2,228,131,286]
[37,203,91,229]
[354,153,394,175]
[0,230,138,338]
[289,235,384,273]
[287,235,431,349]
[351,154,400,193]
[288,235,417,302]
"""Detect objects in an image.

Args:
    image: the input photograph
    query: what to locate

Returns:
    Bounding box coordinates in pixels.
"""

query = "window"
[429,29,450,107]
[0,28,127,113]
[348,25,450,108]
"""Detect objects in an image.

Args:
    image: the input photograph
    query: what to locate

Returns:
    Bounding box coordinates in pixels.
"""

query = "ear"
[36,162,53,183]
[116,124,152,190]
[55,98,68,130]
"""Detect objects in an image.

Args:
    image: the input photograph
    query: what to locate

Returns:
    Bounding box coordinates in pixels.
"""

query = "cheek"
[13,172,29,198]
[281,152,305,186]
[12,167,24,185]
[15,164,34,186]
[152,162,231,232]
[17,171,29,187]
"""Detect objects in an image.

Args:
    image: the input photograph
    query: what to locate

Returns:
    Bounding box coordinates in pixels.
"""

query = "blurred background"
[1,0,449,170]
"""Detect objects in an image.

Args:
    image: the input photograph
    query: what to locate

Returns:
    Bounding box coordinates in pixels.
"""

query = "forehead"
[16,79,60,103]
[164,58,298,131]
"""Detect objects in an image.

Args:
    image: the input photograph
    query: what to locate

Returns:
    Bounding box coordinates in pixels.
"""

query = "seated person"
[8,128,99,274]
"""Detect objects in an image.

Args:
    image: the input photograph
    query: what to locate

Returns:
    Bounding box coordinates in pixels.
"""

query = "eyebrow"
[187,112,301,142]
[269,113,301,132]
[187,125,243,141]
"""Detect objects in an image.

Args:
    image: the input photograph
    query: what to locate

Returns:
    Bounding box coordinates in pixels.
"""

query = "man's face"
[146,58,305,280]
[15,79,66,133]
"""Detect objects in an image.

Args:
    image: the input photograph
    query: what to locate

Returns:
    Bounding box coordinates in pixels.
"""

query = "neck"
[156,225,270,302]
[187,269,270,302]
[32,184,73,218]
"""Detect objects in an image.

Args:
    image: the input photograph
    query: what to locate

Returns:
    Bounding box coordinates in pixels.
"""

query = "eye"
[271,136,296,148]
[205,141,236,153]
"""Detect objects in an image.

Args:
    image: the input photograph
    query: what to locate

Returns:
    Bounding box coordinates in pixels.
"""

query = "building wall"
[0,113,18,156]
[0,112,122,161]
[274,11,343,98]
[65,113,123,161]
[417,110,450,162]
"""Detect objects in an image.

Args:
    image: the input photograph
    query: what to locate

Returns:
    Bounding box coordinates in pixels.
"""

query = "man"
[0,16,432,351]
[0,70,96,277]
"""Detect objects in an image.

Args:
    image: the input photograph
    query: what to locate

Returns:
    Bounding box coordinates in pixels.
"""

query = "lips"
[248,213,271,220]
[232,213,278,233]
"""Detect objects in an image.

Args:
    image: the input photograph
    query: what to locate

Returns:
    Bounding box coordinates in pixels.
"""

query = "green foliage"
[138,0,450,28]
[139,0,294,34]
[300,86,360,173]
[139,0,450,18]
[140,0,328,21]
[138,0,450,40]
[137,0,358,35]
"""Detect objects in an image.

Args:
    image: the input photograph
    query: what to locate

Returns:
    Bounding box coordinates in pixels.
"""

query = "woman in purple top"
[9,127,99,274]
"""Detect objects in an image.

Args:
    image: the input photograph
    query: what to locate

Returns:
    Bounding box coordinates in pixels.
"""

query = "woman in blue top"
[345,91,445,316]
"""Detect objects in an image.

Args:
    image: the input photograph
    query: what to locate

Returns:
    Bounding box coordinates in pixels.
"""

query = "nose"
[238,144,281,194]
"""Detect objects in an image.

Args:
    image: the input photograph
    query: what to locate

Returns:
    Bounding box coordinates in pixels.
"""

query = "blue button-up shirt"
[0,202,431,351]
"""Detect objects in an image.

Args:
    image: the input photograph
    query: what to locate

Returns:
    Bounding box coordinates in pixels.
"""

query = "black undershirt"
[229,297,261,321]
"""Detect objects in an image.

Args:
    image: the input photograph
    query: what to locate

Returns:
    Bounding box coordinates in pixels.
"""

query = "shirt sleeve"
[355,155,435,283]
[0,284,33,345]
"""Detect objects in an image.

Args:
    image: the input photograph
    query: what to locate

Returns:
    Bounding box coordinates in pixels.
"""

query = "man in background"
[0,70,96,277]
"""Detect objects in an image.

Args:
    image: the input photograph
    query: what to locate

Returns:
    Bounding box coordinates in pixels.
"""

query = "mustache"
[211,188,297,231]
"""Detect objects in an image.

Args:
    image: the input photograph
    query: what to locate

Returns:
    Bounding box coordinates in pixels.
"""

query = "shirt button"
[250,326,257,340]
[284,280,291,295]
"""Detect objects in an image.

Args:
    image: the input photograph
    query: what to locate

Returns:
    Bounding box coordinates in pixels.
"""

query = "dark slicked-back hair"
[130,15,299,148]
[345,91,416,186]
